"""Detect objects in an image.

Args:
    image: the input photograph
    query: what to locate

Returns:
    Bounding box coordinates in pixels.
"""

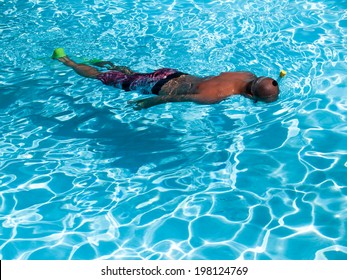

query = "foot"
[92,61,115,69]
[57,56,75,67]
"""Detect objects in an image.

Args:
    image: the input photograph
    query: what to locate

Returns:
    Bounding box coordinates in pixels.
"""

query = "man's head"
[248,76,280,103]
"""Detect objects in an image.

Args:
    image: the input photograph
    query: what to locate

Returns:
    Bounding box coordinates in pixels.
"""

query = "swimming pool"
[0,0,346,260]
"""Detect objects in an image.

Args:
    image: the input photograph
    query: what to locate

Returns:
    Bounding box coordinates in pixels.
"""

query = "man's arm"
[130,94,197,110]
[129,91,225,110]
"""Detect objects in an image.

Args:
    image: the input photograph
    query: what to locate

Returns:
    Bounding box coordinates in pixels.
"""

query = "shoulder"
[232,71,256,78]
[216,71,255,80]
[239,71,256,78]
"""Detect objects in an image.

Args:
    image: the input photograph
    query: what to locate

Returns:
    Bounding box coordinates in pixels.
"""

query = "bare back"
[160,71,256,104]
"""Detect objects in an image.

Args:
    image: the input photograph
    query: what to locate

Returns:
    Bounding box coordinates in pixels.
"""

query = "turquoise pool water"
[0,0,346,260]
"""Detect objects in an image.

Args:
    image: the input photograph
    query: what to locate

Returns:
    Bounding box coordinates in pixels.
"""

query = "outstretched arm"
[130,95,197,110]
[129,93,223,110]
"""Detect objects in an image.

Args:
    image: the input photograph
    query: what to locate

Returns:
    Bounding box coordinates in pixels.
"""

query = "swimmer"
[53,48,280,110]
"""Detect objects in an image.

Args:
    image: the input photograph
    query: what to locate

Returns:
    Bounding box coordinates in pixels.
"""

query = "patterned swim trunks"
[96,68,186,95]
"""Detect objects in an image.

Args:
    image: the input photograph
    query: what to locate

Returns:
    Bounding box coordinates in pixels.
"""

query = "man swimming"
[52,48,280,110]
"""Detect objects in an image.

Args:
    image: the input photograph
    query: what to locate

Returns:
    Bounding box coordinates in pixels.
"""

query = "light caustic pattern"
[0,0,346,260]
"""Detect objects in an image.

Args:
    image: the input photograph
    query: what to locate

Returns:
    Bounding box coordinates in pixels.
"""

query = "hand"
[128,95,186,111]
[128,98,154,110]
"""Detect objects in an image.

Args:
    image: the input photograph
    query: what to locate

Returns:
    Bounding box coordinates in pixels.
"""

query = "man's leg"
[92,61,134,75]
[52,48,134,78]
[58,56,101,79]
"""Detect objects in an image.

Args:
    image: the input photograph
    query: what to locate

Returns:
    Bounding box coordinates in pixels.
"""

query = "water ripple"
[0,0,346,260]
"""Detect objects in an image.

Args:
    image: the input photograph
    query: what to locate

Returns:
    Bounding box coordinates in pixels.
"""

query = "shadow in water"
[29,98,189,172]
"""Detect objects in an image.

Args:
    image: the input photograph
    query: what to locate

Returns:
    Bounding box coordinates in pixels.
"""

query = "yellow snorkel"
[278,70,287,80]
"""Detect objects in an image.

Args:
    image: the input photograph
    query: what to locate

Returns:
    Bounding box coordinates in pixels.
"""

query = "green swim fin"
[51,48,67,59]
